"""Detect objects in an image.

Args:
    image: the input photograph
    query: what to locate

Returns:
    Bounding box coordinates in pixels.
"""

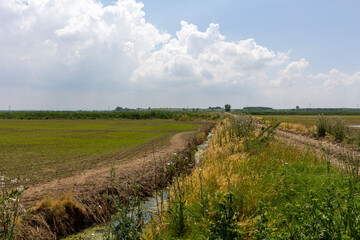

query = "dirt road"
[275,128,360,170]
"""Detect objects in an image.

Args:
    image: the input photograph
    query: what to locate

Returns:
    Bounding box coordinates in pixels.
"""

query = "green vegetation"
[242,106,273,112]
[4,113,360,239]
[104,191,144,240]
[0,119,200,187]
[141,116,360,239]
[0,110,220,121]
[316,115,348,141]
[224,104,231,112]
[0,179,26,240]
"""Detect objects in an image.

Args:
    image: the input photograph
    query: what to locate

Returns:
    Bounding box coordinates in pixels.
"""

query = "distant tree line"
[243,106,273,111]
[0,110,221,121]
[115,106,135,111]
[208,106,223,110]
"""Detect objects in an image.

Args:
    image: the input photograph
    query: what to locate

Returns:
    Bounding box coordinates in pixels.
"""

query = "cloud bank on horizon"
[0,0,359,110]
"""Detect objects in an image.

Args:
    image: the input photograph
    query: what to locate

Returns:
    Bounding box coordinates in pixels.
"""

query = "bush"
[208,193,242,240]
[331,117,347,142]
[104,192,144,240]
[228,115,255,139]
[316,115,349,142]
[316,115,329,137]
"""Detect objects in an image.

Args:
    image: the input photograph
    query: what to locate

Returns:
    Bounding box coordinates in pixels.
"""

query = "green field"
[259,115,360,127]
[0,119,200,187]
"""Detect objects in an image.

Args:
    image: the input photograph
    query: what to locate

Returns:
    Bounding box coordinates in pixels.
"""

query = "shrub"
[208,192,242,240]
[228,115,256,139]
[316,115,329,137]
[316,115,349,142]
[330,117,347,142]
[104,192,144,240]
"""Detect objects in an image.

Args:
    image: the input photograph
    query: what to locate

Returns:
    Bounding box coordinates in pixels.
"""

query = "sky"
[1,0,359,110]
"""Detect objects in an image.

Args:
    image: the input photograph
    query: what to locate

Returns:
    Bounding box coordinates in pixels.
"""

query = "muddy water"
[63,130,214,240]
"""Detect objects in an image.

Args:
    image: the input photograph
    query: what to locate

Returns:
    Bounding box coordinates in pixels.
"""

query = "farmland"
[3,113,360,239]
[0,119,201,187]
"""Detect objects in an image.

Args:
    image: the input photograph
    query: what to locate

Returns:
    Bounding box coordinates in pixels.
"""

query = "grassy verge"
[143,116,360,239]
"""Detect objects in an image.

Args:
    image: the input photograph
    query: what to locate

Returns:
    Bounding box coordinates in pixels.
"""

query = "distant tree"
[296,105,300,109]
[225,104,231,112]
[115,106,123,111]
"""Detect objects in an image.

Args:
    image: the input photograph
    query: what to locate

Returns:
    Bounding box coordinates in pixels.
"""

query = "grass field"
[0,119,200,187]
[258,115,360,127]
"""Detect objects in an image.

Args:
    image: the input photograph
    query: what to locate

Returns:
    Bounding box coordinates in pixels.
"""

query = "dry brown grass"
[279,122,308,133]
[18,191,117,240]
[32,193,88,231]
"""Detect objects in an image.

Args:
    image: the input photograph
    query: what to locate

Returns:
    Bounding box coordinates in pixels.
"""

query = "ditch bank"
[18,123,214,240]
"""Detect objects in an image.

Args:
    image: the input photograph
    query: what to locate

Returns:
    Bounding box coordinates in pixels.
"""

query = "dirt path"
[275,128,360,169]
[228,114,359,166]
[21,131,194,208]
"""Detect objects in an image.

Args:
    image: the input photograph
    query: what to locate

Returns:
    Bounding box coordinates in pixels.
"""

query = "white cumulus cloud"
[132,21,289,88]
[0,0,170,91]
[311,69,360,90]
[272,58,309,86]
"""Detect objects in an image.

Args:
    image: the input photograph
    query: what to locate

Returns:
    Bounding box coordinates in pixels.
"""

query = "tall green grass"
[316,115,349,142]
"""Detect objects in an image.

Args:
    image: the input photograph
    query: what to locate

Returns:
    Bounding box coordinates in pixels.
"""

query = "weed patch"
[0,176,26,240]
